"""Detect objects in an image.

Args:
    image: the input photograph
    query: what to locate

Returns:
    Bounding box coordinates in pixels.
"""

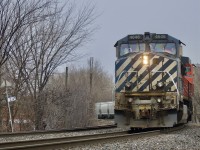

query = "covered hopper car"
[95,102,114,119]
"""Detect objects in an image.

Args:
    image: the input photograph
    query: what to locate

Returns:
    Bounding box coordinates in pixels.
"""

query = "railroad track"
[0,124,117,138]
[0,125,186,150]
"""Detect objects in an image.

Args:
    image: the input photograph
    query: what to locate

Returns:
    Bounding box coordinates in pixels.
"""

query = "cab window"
[120,43,145,56]
[120,44,129,56]
[185,67,191,73]
[150,43,176,55]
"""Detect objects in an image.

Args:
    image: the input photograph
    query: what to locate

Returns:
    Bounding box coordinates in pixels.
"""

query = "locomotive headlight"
[128,98,133,103]
[152,85,157,90]
[143,55,148,65]
[157,98,162,103]
[157,81,164,87]
[125,82,131,88]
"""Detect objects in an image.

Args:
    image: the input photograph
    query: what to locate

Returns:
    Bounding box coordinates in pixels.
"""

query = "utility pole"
[89,57,93,93]
[65,67,68,90]
[64,67,69,128]
[88,57,94,126]
[5,80,13,132]
[0,67,2,131]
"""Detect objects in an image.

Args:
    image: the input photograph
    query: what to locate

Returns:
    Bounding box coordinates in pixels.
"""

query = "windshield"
[120,43,145,56]
[150,43,176,55]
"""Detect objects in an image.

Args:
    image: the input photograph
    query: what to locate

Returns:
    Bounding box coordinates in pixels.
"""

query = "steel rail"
[0,125,186,150]
[0,131,130,150]
[160,124,186,133]
[0,124,117,138]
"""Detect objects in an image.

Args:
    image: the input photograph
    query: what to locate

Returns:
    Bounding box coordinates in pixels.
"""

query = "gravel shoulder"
[1,120,200,150]
[68,123,200,150]
[0,120,123,143]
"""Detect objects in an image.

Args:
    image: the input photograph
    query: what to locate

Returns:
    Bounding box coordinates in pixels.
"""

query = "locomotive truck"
[114,32,193,128]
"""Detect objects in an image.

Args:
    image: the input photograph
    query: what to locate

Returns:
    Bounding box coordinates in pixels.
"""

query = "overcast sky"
[67,0,200,77]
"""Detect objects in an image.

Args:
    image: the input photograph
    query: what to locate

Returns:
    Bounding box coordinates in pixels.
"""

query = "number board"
[128,34,143,40]
[152,34,168,40]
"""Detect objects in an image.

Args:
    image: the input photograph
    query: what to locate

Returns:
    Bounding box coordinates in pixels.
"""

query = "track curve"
[0,125,185,150]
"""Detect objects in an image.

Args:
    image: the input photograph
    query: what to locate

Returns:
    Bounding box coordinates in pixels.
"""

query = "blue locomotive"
[114,32,193,128]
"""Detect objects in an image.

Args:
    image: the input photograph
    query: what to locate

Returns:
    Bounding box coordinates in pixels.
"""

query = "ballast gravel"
[68,124,200,150]
[0,127,126,143]
[0,122,200,150]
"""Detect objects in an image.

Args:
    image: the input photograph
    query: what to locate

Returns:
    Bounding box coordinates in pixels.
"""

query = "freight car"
[95,102,114,119]
[114,32,193,128]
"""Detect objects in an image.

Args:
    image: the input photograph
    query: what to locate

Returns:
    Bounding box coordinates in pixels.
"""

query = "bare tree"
[6,1,96,130]
[0,0,56,131]
[43,74,70,129]
[92,61,113,102]
[33,60,113,129]
[62,61,113,128]
[0,0,52,67]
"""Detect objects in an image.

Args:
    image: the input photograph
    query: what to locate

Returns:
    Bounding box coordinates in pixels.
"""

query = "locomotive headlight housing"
[143,55,148,65]
[157,98,162,103]
[157,81,164,87]
[125,82,131,88]
[128,98,133,103]
[152,85,157,90]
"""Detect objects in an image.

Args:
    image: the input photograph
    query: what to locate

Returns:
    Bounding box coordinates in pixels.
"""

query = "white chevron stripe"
[131,65,146,91]
[116,58,131,77]
[153,59,177,92]
[151,58,177,88]
[140,56,163,91]
[116,56,142,91]
[169,71,177,91]
[116,66,140,90]
[132,55,159,91]
[116,74,126,90]
[116,54,178,92]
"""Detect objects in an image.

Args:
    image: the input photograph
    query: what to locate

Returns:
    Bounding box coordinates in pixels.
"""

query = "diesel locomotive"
[114,32,193,128]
